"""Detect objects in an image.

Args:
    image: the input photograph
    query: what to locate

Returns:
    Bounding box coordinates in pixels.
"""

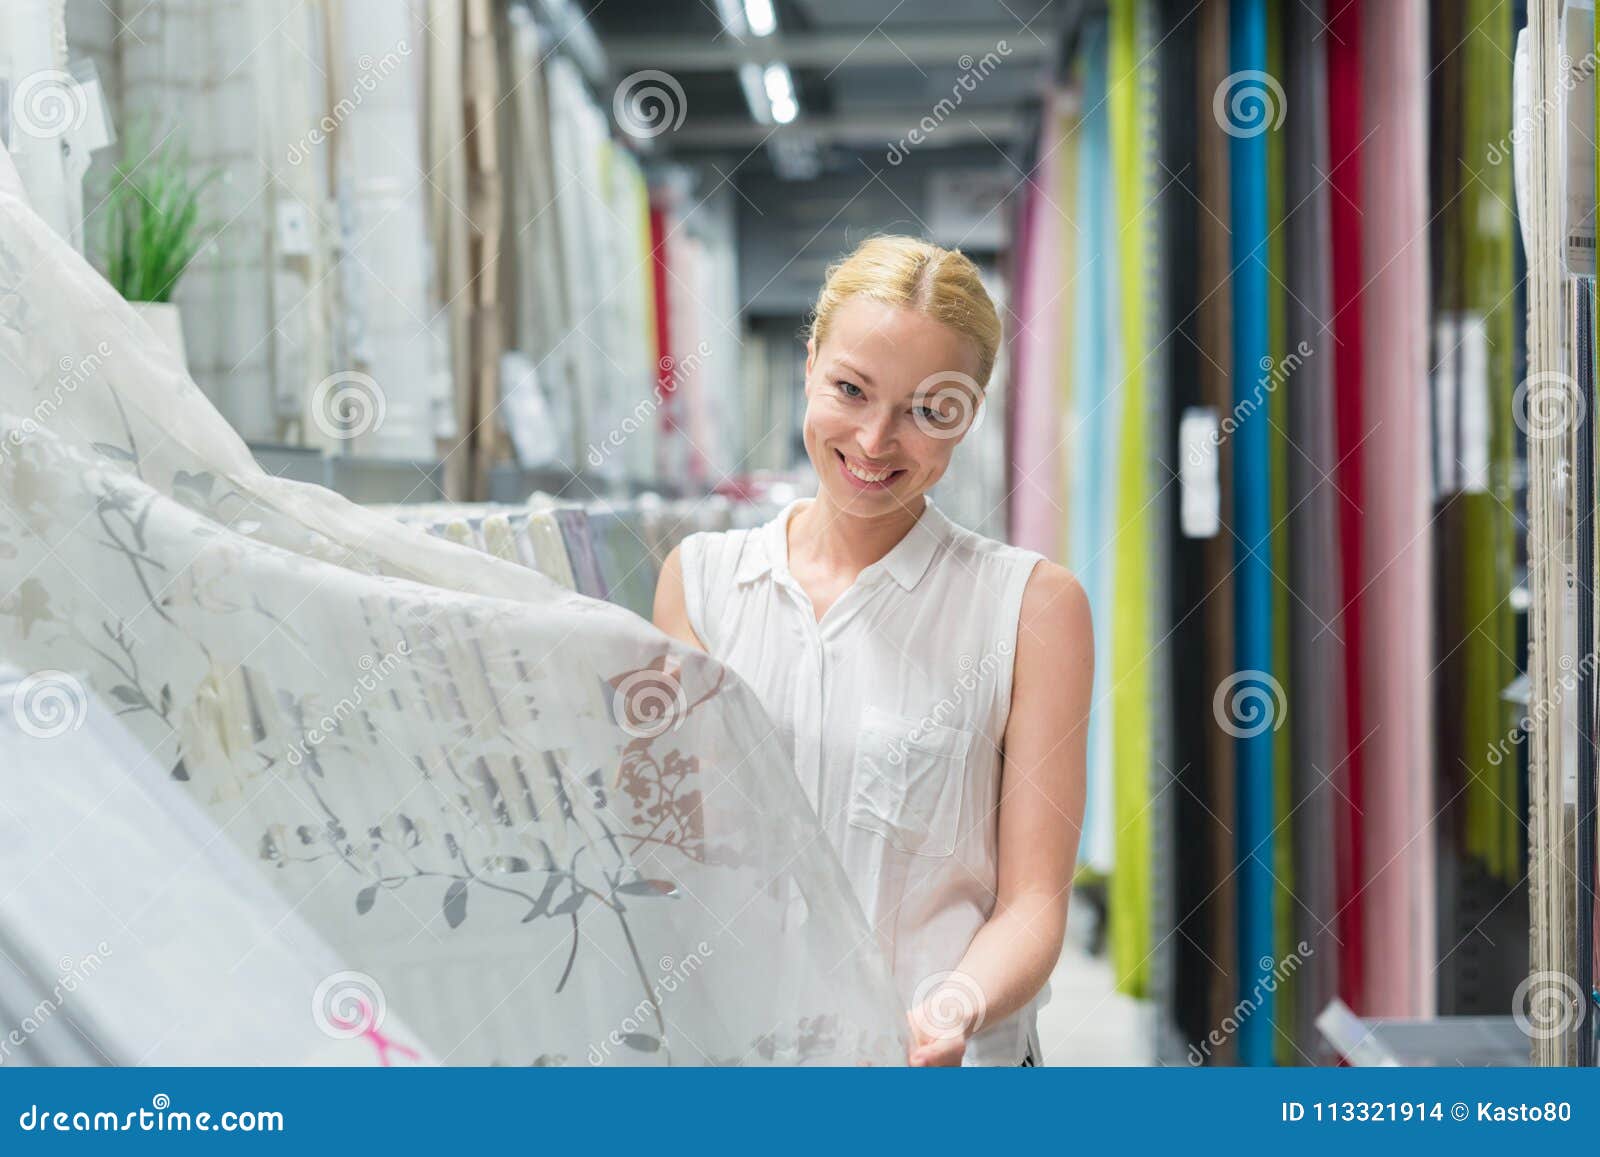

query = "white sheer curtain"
[0,157,905,1066]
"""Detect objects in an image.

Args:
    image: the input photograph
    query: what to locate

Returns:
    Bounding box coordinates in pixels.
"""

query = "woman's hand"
[905,999,976,1066]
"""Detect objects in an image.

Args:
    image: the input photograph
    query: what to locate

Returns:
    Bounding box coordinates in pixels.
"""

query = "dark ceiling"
[584,0,1064,168]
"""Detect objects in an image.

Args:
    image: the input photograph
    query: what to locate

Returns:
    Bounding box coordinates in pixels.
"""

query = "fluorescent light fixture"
[739,61,799,125]
[739,62,774,124]
[762,62,794,104]
[763,63,797,124]
[743,0,777,37]
[714,0,748,37]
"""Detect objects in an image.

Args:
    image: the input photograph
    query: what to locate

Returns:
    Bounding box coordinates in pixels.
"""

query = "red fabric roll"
[1326,0,1366,1016]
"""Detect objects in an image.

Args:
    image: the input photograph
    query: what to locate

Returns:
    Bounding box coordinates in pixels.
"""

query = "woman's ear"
[804,335,816,381]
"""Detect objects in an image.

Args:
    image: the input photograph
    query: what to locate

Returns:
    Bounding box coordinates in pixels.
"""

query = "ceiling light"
[762,62,794,105]
[714,0,748,37]
[739,62,773,124]
[743,0,777,37]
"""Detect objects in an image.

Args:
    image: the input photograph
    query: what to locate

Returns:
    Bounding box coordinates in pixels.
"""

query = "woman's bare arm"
[908,560,1092,1065]
[652,545,707,651]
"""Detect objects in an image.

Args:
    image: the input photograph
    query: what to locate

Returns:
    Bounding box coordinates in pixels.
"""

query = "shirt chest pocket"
[848,705,973,858]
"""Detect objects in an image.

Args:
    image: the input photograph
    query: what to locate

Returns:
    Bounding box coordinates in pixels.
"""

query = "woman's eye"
[917,405,940,422]
[837,381,863,398]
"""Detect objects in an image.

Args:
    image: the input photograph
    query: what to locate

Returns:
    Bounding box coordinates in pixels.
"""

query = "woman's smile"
[835,448,905,491]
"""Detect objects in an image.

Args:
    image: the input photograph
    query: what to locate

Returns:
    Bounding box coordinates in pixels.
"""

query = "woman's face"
[802,297,985,515]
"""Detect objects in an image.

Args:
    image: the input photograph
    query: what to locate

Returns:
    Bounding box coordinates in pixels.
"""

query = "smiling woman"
[654,235,1094,1068]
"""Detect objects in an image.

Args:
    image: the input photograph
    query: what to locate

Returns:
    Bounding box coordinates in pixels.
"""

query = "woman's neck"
[788,490,927,577]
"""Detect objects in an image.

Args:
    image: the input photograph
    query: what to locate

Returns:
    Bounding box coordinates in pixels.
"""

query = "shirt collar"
[734,495,948,592]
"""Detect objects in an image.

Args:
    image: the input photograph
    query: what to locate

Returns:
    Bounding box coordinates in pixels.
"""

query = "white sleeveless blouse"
[677,496,1049,1065]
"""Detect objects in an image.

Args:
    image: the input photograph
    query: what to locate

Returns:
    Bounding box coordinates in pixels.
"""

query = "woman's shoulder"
[1016,559,1091,651]
[936,511,1050,574]
[934,515,1087,627]
[673,525,763,585]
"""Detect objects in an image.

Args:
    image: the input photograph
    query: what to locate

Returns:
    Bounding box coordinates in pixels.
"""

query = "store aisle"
[1036,894,1155,1065]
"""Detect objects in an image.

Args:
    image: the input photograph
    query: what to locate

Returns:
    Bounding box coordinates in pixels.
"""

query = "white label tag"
[1433,314,1460,498]
[1459,313,1491,495]
[1178,408,1221,539]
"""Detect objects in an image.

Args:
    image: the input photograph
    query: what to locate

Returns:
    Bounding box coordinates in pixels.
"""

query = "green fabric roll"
[1109,0,1157,997]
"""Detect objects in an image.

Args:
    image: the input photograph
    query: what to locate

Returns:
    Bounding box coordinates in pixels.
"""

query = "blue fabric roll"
[1228,0,1275,1067]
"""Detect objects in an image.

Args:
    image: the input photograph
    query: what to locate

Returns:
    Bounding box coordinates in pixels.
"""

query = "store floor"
[1036,893,1155,1065]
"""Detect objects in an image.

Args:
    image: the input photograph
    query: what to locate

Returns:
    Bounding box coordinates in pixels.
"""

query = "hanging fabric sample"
[1325,0,1368,1015]
[0,167,906,1066]
[1523,0,1584,1069]
[1105,0,1159,1000]
[1190,0,1242,1057]
[1156,0,1231,1062]
[1283,0,1346,1056]
[1226,0,1276,1066]
[1359,0,1436,1020]
[1263,2,1298,1067]
[1066,17,1118,879]
[555,508,611,601]
[1008,92,1068,561]
[1431,0,1523,887]
[301,0,451,463]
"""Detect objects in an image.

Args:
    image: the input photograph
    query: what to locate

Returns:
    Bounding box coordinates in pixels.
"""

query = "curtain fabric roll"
[1359,0,1435,1019]
[1283,0,1346,1056]
[1325,0,1368,1016]
[1227,0,1275,1067]
[1069,21,1118,878]
[1192,0,1241,1057]
[1107,0,1159,1000]
[1009,93,1068,561]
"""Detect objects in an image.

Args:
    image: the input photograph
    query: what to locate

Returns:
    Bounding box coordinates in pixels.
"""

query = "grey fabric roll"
[1284,0,1347,1060]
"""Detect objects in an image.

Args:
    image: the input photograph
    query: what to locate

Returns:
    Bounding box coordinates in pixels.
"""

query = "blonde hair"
[807,235,1003,387]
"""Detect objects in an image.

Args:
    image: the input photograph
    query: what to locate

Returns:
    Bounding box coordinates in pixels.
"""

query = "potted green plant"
[101,131,218,365]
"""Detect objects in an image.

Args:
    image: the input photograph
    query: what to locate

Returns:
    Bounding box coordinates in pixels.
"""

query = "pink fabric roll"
[1358,0,1435,1018]
[1008,92,1068,559]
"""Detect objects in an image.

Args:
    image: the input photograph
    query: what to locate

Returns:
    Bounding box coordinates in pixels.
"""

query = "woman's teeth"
[844,458,893,483]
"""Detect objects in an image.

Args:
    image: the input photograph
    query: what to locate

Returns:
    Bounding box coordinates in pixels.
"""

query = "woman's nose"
[857,414,896,459]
